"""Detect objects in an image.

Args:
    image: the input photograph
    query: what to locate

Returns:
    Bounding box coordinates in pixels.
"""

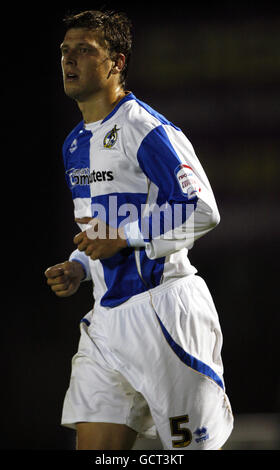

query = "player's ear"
[111,53,126,74]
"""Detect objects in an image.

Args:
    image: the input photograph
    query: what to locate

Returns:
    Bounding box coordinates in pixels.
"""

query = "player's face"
[60,28,112,102]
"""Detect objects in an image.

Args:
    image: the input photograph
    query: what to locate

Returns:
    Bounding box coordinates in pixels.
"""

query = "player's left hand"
[74,217,128,260]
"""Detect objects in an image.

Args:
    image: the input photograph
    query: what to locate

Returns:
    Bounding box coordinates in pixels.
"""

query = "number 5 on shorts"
[169,415,192,448]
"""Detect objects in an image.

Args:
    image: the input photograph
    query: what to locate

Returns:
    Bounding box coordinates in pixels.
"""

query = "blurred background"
[2,1,279,450]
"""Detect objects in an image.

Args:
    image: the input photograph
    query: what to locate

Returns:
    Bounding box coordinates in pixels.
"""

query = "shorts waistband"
[95,274,196,313]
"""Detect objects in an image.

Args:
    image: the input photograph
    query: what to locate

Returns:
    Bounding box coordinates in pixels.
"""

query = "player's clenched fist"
[44,261,85,297]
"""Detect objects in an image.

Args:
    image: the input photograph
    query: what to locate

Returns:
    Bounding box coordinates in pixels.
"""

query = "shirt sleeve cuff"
[123,220,147,248]
[69,249,92,281]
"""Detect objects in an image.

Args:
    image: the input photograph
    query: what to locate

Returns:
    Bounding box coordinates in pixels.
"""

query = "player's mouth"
[65,72,79,82]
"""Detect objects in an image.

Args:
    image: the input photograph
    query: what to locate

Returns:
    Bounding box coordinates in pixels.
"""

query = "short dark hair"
[63,10,133,88]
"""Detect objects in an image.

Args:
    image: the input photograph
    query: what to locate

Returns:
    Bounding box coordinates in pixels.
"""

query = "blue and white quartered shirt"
[63,93,220,308]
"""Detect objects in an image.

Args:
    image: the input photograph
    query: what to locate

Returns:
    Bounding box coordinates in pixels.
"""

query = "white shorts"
[61,274,233,450]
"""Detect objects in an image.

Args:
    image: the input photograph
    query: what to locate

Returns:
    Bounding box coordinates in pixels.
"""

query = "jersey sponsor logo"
[103,125,120,149]
[174,164,201,199]
[194,427,209,443]
[66,167,114,186]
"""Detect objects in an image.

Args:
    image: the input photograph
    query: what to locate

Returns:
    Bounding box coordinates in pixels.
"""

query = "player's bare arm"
[74,217,127,260]
[45,261,85,297]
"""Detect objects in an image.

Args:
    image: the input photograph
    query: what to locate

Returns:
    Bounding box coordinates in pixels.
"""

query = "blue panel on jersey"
[100,248,148,307]
[156,313,224,390]
[62,120,84,167]
[137,125,197,240]
[139,249,165,289]
[90,192,150,307]
[137,125,194,202]
[63,122,92,199]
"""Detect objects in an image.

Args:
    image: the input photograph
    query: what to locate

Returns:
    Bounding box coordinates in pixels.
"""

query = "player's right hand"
[44,261,85,298]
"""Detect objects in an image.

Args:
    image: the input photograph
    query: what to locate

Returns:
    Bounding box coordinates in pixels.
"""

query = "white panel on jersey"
[73,197,92,219]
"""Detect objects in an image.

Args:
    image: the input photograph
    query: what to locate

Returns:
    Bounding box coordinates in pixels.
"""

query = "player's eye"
[79,47,89,54]
[60,47,68,56]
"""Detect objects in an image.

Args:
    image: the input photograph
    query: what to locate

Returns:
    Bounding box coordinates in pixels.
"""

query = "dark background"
[2,1,279,449]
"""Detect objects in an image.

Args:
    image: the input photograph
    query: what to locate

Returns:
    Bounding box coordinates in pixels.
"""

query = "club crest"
[103,125,120,149]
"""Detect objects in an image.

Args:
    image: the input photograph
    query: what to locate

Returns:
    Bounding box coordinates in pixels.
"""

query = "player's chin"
[64,83,82,100]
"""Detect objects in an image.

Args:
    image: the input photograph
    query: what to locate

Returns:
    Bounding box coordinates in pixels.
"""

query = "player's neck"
[77,86,126,125]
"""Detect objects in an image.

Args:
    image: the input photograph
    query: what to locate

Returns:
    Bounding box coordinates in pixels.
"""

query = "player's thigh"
[76,422,138,450]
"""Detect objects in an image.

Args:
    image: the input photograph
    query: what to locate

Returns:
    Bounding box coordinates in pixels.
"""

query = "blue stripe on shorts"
[156,313,224,390]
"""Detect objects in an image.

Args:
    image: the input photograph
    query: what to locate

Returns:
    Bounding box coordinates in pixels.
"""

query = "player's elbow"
[209,207,220,229]
[196,198,220,230]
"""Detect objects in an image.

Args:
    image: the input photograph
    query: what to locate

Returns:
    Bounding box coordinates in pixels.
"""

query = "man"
[45,10,233,450]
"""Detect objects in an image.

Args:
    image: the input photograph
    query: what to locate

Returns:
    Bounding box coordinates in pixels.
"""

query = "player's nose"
[66,55,77,66]
[62,49,78,67]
